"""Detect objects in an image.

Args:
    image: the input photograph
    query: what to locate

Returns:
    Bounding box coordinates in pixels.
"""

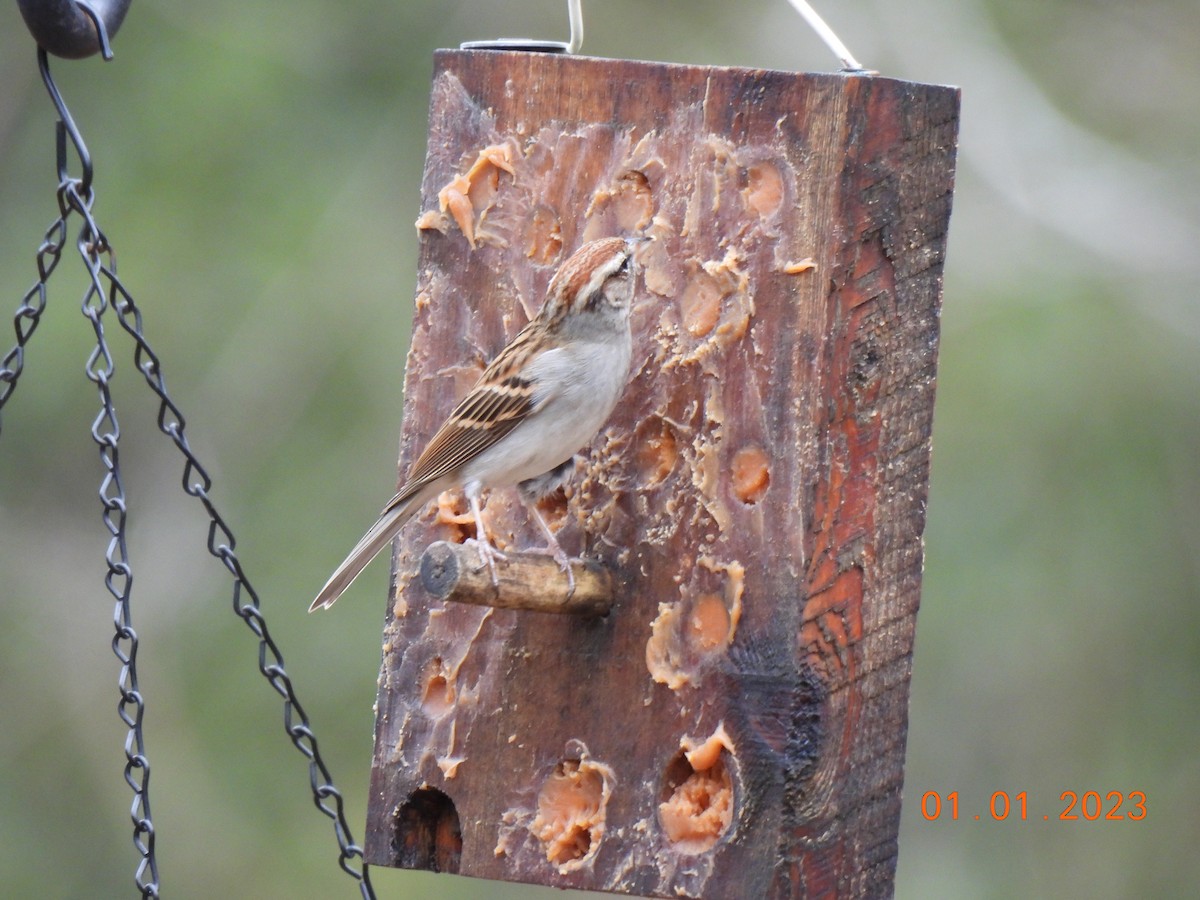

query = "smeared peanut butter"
[731,445,770,504]
[659,724,735,853]
[645,558,743,689]
[530,756,615,870]
[433,143,516,248]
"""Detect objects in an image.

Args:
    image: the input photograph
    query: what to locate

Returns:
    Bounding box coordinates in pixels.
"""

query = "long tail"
[309,483,438,612]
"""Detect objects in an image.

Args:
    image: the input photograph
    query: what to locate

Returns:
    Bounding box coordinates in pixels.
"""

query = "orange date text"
[918,790,1146,822]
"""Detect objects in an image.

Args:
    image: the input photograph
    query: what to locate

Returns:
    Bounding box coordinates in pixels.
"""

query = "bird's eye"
[616,255,631,276]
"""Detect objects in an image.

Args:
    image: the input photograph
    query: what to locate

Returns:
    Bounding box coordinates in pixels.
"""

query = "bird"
[310,236,644,611]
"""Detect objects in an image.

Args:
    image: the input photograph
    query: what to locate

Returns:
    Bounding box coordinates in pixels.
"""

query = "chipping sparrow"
[310,236,643,611]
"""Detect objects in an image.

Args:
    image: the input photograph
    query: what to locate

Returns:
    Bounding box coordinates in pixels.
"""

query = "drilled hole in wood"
[647,569,742,689]
[535,485,569,532]
[393,787,462,874]
[583,168,654,242]
[742,161,784,218]
[680,268,726,338]
[658,742,734,854]
[421,656,455,717]
[689,593,731,651]
[731,445,770,504]
[531,758,610,868]
[435,491,477,543]
[634,416,679,486]
[613,169,653,230]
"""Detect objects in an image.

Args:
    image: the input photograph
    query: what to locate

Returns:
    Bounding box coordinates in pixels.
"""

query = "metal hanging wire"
[3,7,374,898]
[785,0,866,71]
[459,0,865,72]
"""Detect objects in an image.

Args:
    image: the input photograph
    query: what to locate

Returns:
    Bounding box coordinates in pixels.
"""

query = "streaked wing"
[403,324,549,489]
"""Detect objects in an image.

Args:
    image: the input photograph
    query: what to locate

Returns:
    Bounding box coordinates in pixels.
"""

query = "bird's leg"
[517,458,577,598]
[522,497,576,597]
[465,482,505,586]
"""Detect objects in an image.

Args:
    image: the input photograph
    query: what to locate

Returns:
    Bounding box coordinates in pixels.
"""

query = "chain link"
[0,210,65,436]
[68,175,162,898]
[1,48,374,899]
[105,254,375,896]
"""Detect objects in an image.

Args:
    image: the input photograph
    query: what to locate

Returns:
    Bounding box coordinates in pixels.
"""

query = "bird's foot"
[544,541,576,599]
[464,537,506,586]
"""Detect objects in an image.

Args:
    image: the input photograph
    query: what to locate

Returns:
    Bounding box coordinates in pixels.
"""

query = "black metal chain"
[0,47,374,899]
[72,173,161,897]
[0,204,63,437]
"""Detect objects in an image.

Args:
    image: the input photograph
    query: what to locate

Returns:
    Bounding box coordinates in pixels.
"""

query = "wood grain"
[365,50,959,898]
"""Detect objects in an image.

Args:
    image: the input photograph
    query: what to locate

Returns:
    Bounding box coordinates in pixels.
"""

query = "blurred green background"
[1,1,1196,897]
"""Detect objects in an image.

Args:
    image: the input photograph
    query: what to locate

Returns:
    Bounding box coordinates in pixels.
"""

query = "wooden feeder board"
[363,49,959,899]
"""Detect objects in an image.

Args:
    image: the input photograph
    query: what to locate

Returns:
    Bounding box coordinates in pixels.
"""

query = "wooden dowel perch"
[419,541,613,616]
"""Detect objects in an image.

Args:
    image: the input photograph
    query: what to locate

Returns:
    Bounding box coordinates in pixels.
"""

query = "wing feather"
[404,323,554,488]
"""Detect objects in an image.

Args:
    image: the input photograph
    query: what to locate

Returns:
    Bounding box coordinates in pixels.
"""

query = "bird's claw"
[547,545,576,599]
[465,538,506,587]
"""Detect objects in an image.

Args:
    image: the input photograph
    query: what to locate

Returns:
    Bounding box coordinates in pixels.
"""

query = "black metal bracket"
[460,0,582,54]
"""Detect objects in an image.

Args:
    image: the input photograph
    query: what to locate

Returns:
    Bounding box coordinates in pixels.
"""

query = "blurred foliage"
[1,1,1197,898]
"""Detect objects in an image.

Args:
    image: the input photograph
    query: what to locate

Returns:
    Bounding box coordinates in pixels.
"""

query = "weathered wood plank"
[364,50,959,898]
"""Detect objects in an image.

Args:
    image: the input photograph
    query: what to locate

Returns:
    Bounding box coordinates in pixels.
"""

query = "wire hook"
[462,0,583,54]
[17,0,131,60]
[27,0,125,200]
[38,46,94,198]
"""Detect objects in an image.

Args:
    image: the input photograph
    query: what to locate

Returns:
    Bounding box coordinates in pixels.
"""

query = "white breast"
[462,333,633,489]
